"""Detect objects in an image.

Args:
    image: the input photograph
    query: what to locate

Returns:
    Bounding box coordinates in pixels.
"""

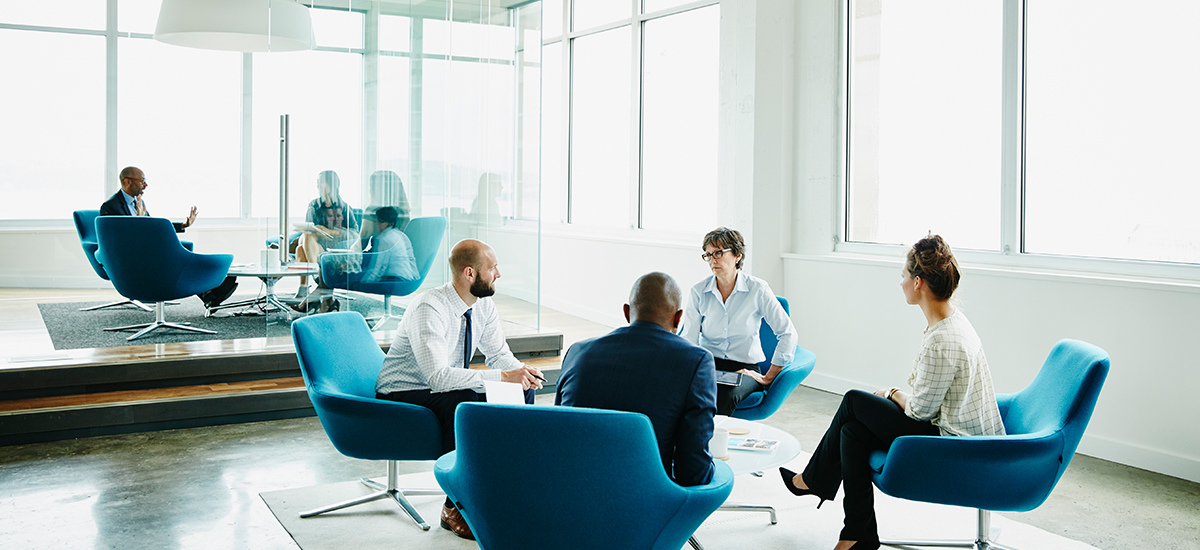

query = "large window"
[847,0,1200,267]
[544,1,719,235]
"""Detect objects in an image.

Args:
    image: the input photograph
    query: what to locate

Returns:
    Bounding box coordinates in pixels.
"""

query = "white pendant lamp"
[154,0,313,52]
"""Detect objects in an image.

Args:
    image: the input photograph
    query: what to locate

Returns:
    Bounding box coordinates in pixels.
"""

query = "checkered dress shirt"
[905,309,1006,437]
[375,283,522,395]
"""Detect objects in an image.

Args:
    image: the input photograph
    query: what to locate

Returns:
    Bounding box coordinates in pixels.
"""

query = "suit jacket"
[100,191,185,233]
[555,321,717,487]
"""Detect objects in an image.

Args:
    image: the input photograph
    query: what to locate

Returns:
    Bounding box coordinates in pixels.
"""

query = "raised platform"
[0,330,564,446]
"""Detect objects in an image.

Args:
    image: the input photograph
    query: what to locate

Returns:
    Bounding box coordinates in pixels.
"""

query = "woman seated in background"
[780,233,1006,550]
[292,204,361,314]
[295,170,359,300]
[681,227,798,416]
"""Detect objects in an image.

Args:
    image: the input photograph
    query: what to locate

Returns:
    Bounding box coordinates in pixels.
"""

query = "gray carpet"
[261,455,1099,550]
[38,293,396,350]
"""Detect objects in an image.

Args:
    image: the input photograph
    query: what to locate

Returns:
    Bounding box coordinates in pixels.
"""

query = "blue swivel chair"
[94,216,232,341]
[319,216,447,330]
[73,210,152,312]
[435,403,735,550]
[731,296,817,421]
[291,312,444,529]
[870,339,1110,550]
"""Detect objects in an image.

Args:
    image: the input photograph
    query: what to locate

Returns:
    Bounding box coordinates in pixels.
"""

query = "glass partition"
[0,0,541,360]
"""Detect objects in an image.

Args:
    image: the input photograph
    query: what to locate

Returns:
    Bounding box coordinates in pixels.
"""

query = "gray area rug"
[260,455,1098,550]
[38,293,396,350]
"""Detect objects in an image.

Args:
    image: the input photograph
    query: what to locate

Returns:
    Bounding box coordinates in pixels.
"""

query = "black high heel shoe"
[779,467,827,509]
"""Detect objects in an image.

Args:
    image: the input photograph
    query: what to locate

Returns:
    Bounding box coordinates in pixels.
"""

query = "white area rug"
[261,456,1098,550]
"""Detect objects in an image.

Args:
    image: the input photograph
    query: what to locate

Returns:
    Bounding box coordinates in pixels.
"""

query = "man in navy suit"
[555,272,717,487]
[99,166,237,308]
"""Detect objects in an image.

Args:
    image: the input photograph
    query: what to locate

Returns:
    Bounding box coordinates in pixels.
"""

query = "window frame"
[544,0,719,241]
[837,0,1200,283]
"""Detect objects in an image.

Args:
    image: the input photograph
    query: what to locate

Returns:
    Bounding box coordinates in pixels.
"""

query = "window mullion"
[105,0,118,196]
[999,0,1023,255]
[629,0,641,230]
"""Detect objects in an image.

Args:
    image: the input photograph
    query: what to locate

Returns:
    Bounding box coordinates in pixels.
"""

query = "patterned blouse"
[905,309,1006,437]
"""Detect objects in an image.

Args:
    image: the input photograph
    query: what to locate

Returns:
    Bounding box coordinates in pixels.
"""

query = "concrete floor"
[1,387,1197,550]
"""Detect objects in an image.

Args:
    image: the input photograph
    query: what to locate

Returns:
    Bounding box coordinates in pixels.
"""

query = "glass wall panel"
[118,0,161,34]
[541,42,564,224]
[847,0,1002,250]
[118,37,242,218]
[0,30,105,219]
[251,50,364,219]
[644,0,694,13]
[641,5,719,233]
[378,15,411,52]
[311,7,364,50]
[1025,0,1200,263]
[569,27,632,229]
[544,0,562,38]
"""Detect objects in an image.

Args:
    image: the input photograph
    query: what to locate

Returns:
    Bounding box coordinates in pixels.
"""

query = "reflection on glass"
[311,7,364,50]
[847,0,1001,250]
[641,6,719,233]
[118,38,242,218]
[573,0,630,31]
[251,50,363,218]
[0,30,105,219]
[1025,0,1200,263]
[570,27,631,228]
[0,1,105,30]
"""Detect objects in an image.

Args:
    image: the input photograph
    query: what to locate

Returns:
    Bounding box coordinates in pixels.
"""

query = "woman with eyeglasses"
[779,234,1005,550]
[681,227,798,416]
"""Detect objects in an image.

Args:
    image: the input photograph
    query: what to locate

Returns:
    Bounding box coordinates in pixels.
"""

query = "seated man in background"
[99,166,237,308]
[555,271,718,487]
[375,238,544,540]
[360,206,418,283]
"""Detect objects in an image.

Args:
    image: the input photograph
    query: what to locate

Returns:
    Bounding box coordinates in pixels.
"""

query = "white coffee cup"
[261,248,281,267]
[710,427,729,459]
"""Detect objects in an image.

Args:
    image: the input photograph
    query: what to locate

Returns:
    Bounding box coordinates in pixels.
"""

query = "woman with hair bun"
[779,233,1005,550]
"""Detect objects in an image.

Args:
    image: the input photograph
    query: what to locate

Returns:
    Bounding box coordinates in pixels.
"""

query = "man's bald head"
[449,239,491,277]
[627,272,683,329]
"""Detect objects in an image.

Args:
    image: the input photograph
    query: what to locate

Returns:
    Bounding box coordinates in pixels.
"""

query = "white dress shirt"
[681,272,797,366]
[905,309,1006,437]
[375,282,523,394]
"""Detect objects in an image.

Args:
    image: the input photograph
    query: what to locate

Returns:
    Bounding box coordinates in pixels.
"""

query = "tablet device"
[715,371,743,386]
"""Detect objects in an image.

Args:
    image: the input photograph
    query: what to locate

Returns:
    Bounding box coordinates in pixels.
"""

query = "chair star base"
[717,502,777,524]
[298,460,443,530]
[103,302,217,341]
[882,509,1016,550]
[365,295,404,331]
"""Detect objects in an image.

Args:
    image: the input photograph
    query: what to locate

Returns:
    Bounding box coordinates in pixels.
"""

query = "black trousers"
[714,358,763,416]
[377,385,536,454]
[801,389,939,542]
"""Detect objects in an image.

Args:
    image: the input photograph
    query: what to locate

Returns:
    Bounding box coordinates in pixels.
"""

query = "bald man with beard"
[555,272,718,487]
[374,239,544,541]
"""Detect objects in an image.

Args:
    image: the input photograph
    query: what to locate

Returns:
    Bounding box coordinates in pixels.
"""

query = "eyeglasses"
[701,248,733,262]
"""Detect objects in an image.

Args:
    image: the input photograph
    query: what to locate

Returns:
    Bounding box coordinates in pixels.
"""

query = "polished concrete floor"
[2,386,1198,550]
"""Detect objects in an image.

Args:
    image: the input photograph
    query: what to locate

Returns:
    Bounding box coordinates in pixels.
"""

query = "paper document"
[483,381,526,405]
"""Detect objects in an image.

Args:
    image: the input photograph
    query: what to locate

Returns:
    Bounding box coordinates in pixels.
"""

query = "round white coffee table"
[714,416,802,524]
[208,262,318,318]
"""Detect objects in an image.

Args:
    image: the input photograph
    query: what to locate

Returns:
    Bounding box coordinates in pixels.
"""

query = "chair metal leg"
[81,298,175,312]
[298,460,443,531]
[369,295,404,331]
[718,502,777,524]
[881,509,1015,550]
[688,536,705,550]
[103,302,217,341]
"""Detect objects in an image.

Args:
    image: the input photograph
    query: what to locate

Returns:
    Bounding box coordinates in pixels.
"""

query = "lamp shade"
[154,0,312,52]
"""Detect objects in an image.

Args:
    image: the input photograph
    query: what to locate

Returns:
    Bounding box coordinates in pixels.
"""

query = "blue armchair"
[870,339,1111,549]
[73,210,154,312]
[434,403,735,550]
[291,312,444,529]
[319,216,447,330]
[94,216,231,341]
[731,296,817,421]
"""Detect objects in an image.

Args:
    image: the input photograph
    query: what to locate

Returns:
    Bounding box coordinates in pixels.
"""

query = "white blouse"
[680,272,797,367]
[905,309,1006,437]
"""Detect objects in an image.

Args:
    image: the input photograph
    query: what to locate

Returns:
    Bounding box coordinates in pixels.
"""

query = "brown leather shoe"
[440,503,475,540]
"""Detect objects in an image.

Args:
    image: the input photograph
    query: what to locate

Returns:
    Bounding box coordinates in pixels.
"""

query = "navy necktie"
[462,309,473,369]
